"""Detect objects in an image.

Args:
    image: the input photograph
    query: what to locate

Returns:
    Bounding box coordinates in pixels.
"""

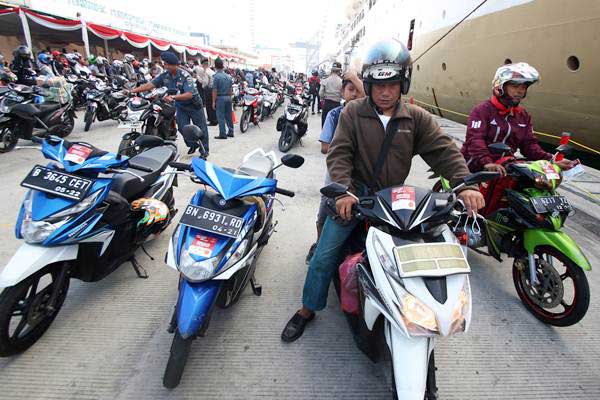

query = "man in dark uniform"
[131,51,209,156]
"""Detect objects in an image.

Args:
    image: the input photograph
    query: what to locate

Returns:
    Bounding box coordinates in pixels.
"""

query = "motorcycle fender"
[523,229,591,270]
[385,322,432,400]
[176,279,221,339]
[0,243,78,289]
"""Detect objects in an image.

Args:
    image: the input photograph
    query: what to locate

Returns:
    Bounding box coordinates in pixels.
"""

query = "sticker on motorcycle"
[542,163,560,180]
[391,186,416,210]
[64,144,93,164]
[188,234,218,258]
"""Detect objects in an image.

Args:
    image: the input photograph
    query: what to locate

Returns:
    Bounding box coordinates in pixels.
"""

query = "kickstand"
[141,244,155,260]
[130,256,149,279]
[250,276,262,296]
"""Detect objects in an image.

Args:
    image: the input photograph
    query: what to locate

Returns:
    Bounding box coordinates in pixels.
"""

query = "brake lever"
[272,196,286,211]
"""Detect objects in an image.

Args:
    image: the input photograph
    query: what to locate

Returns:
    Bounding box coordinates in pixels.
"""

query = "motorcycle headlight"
[448,280,471,335]
[178,249,220,282]
[399,291,439,335]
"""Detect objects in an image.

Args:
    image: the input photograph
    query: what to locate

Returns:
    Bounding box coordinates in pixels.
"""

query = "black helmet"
[312,70,318,76]
[362,39,412,95]
[14,45,31,59]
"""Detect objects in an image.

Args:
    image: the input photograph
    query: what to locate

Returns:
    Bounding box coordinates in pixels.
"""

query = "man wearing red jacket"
[461,62,571,175]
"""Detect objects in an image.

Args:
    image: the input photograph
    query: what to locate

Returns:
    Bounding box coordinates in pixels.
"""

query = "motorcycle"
[0,134,179,356]
[434,142,591,326]
[276,92,309,152]
[66,74,99,110]
[259,87,278,121]
[321,171,498,399]
[239,87,263,133]
[0,83,76,153]
[162,149,305,388]
[83,82,128,132]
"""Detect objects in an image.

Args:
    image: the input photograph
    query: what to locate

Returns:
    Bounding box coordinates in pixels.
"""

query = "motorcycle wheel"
[83,110,93,132]
[57,113,75,138]
[163,331,193,389]
[0,126,18,153]
[278,124,295,153]
[0,264,70,357]
[240,110,250,133]
[513,246,590,326]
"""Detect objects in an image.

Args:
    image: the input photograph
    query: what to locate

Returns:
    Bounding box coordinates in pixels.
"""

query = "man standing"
[308,70,321,115]
[198,59,217,126]
[319,61,343,127]
[130,51,209,156]
[212,58,234,139]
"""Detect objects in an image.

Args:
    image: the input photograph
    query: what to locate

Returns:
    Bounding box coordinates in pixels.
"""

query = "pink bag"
[339,252,364,315]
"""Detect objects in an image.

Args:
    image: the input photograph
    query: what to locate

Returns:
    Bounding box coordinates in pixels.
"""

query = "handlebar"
[169,162,193,171]
[275,187,295,197]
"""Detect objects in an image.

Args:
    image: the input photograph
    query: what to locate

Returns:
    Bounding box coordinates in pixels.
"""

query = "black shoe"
[311,111,315,115]
[187,146,197,155]
[214,135,227,139]
[227,133,234,138]
[305,242,317,265]
[209,122,219,126]
[281,311,315,343]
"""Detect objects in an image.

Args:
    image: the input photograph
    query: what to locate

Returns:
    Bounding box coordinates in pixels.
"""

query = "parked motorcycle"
[0,83,75,153]
[162,149,304,388]
[0,135,179,356]
[239,87,263,133]
[276,93,309,152]
[434,142,591,326]
[260,86,279,121]
[66,74,99,110]
[83,82,128,132]
[321,171,498,399]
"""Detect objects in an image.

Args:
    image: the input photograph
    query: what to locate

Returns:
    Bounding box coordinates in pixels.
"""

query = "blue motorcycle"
[0,135,178,356]
[163,149,304,388]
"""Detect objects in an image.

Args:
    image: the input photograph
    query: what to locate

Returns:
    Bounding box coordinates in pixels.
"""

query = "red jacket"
[460,97,551,171]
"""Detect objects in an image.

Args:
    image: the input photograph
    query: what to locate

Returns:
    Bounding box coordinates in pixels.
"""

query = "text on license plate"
[530,196,571,213]
[21,165,94,201]
[179,205,244,239]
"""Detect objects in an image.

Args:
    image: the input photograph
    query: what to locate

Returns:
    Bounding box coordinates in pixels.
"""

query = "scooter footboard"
[176,279,221,339]
[386,322,432,400]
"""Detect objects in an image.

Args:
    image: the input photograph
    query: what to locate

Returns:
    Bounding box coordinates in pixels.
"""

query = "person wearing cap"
[318,61,343,127]
[130,51,209,156]
[211,58,234,139]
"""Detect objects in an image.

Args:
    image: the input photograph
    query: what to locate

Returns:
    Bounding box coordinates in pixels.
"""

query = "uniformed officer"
[130,51,209,156]
[211,58,234,139]
[318,61,343,127]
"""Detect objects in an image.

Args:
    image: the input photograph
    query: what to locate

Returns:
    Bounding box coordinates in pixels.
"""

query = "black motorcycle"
[0,84,75,153]
[276,92,309,152]
[83,83,128,132]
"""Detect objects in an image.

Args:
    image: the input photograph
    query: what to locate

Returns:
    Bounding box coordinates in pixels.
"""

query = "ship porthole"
[442,62,447,71]
[504,58,512,64]
[567,56,580,71]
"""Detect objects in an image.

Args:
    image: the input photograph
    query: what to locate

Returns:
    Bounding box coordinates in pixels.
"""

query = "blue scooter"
[163,148,304,388]
[0,135,178,357]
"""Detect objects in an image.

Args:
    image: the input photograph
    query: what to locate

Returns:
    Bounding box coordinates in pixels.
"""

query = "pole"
[103,39,109,58]
[182,50,187,63]
[148,43,152,60]
[81,19,90,57]
[18,9,32,50]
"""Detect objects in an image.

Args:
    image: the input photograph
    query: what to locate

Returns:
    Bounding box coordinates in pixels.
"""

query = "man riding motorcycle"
[460,62,571,175]
[281,39,485,342]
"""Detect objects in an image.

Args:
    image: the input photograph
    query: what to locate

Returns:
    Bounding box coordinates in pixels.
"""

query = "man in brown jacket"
[281,40,484,342]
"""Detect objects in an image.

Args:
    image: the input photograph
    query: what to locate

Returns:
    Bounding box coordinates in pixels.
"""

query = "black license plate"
[531,196,571,214]
[179,205,244,239]
[21,165,94,201]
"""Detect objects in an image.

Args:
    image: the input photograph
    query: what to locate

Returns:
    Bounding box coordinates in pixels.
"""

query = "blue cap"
[160,51,180,65]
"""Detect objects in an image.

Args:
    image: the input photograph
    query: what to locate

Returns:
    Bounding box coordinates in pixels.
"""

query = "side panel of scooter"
[176,279,221,339]
[386,322,431,400]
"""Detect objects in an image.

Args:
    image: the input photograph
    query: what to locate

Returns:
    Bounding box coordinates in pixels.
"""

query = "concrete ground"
[0,108,599,399]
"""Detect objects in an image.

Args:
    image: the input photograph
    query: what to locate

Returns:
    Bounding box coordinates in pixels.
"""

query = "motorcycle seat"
[110,146,176,200]
[36,103,62,115]
[237,154,274,178]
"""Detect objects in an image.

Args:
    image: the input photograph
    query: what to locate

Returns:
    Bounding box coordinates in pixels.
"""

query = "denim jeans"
[302,216,358,311]
[176,103,209,152]
[215,96,234,137]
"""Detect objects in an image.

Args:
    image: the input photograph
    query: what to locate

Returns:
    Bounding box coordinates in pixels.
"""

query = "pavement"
[0,109,599,400]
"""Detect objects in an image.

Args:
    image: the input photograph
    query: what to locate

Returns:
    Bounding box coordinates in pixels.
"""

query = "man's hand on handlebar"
[336,195,358,221]
[458,189,485,217]
[555,159,573,170]
[483,163,506,177]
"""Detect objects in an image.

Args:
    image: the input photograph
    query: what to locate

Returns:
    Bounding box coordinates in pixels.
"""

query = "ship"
[334,0,600,166]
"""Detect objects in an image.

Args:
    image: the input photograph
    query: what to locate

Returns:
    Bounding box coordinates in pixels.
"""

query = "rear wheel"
[240,109,250,133]
[0,264,70,357]
[278,124,295,152]
[0,126,18,153]
[57,113,75,138]
[513,246,590,326]
[163,331,193,389]
[83,110,93,132]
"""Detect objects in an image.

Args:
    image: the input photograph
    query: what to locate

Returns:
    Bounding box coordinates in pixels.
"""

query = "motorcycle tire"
[240,110,250,133]
[163,331,193,389]
[512,246,590,327]
[56,113,75,138]
[83,110,93,132]
[0,264,70,357]
[278,124,295,153]
[0,126,18,153]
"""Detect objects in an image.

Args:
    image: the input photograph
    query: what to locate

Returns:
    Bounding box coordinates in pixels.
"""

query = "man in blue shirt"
[212,58,234,139]
[130,51,209,156]
[244,70,254,88]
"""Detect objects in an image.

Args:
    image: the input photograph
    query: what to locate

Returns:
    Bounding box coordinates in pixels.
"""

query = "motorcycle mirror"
[556,144,573,155]
[320,182,349,198]
[281,154,305,169]
[462,171,501,186]
[487,142,512,155]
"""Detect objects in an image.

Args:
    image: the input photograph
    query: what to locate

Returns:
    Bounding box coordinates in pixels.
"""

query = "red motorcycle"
[239,87,263,133]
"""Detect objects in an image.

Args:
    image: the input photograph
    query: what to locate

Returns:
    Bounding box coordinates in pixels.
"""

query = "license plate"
[530,195,571,213]
[21,165,94,201]
[179,205,244,239]
[118,121,143,129]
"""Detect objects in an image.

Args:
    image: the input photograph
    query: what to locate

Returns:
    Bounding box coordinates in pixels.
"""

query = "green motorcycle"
[435,143,590,326]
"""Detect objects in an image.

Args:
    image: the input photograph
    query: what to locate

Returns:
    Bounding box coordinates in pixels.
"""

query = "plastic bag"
[339,252,364,315]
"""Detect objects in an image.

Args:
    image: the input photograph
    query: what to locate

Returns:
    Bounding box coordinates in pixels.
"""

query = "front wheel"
[0,125,18,153]
[240,109,250,133]
[83,109,94,132]
[0,264,70,357]
[513,246,590,326]
[278,124,295,153]
[163,331,193,389]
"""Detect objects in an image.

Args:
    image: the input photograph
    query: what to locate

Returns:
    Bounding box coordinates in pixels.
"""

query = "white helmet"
[492,62,539,95]
[112,59,124,68]
[124,54,135,63]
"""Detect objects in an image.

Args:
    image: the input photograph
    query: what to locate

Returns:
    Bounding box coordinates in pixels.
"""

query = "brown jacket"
[327,98,472,192]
